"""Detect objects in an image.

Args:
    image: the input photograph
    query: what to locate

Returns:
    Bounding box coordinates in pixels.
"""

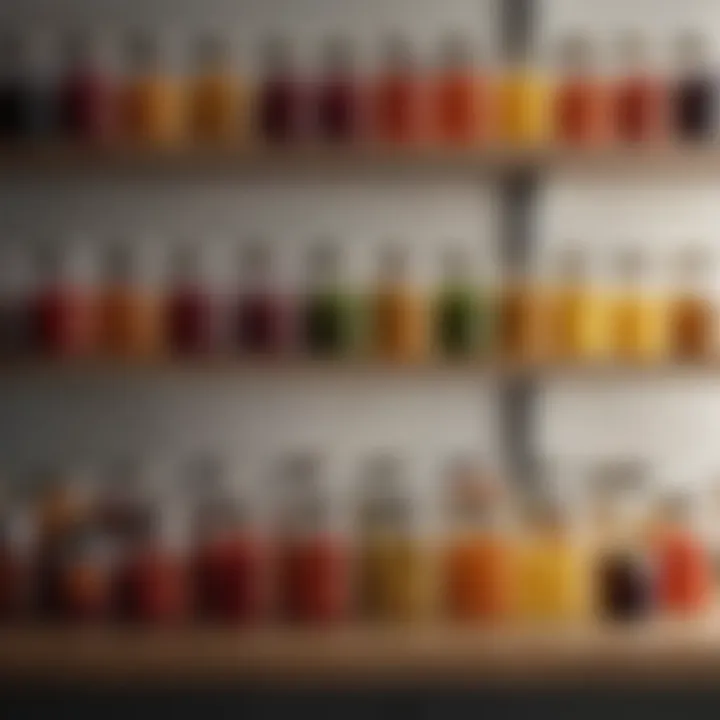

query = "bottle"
[0,246,34,359]
[315,36,361,142]
[188,34,240,144]
[431,33,483,145]
[610,247,669,364]
[113,478,189,625]
[233,243,290,356]
[672,32,717,143]
[372,246,428,363]
[189,456,269,625]
[58,33,115,142]
[0,34,28,140]
[275,452,351,625]
[552,245,610,362]
[498,48,550,145]
[653,488,712,616]
[442,458,515,622]
[96,244,163,360]
[516,468,591,623]
[434,247,485,358]
[612,32,668,144]
[120,32,184,145]
[164,245,216,358]
[0,479,34,623]
[668,246,715,361]
[553,34,610,146]
[31,245,94,360]
[372,36,423,144]
[303,242,359,358]
[256,37,305,143]
[589,460,656,622]
[358,454,437,622]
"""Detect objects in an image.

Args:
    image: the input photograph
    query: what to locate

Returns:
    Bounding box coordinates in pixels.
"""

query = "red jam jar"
[188,457,269,624]
[114,500,189,626]
[58,33,115,142]
[275,453,351,625]
[373,36,424,144]
[315,36,362,142]
[165,245,217,358]
[234,244,293,357]
[612,32,668,144]
[31,245,95,360]
[553,34,610,146]
[256,37,306,143]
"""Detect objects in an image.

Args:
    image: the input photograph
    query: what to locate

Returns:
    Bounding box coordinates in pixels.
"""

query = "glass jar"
[672,32,717,143]
[165,245,216,358]
[668,246,715,361]
[372,246,428,363]
[58,33,115,142]
[256,37,305,143]
[188,34,240,143]
[358,454,437,622]
[442,457,515,622]
[612,32,668,144]
[434,247,486,359]
[188,456,269,624]
[120,32,183,144]
[372,36,423,144]
[431,33,482,145]
[234,243,290,356]
[588,459,656,621]
[303,242,359,358]
[274,452,350,625]
[553,34,610,146]
[315,36,361,143]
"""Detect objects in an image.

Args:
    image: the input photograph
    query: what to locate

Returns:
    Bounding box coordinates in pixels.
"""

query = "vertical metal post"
[499,0,538,487]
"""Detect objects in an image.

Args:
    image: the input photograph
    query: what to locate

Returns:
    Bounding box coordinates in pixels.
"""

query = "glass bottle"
[652,489,712,616]
[372,246,428,363]
[498,49,550,146]
[303,242,359,358]
[553,34,610,146]
[516,472,591,623]
[120,32,183,145]
[113,482,189,625]
[442,458,515,622]
[0,480,34,623]
[358,454,437,623]
[315,36,361,143]
[372,36,423,144]
[188,456,269,625]
[97,244,163,360]
[672,32,717,143]
[434,247,485,359]
[552,245,610,363]
[275,452,351,625]
[589,460,655,622]
[431,33,482,145]
[31,245,94,359]
[610,247,669,364]
[668,246,715,362]
[188,34,239,144]
[165,245,216,358]
[256,37,305,143]
[234,243,290,356]
[612,32,668,144]
[58,33,115,142]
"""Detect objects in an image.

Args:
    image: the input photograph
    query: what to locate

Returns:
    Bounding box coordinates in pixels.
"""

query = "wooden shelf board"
[1,621,720,686]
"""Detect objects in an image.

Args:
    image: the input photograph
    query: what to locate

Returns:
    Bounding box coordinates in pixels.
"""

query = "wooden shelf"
[1,621,720,686]
[2,143,720,178]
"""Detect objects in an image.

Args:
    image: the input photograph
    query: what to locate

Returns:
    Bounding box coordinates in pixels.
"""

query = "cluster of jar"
[0,28,717,147]
[0,243,493,361]
[0,454,713,626]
